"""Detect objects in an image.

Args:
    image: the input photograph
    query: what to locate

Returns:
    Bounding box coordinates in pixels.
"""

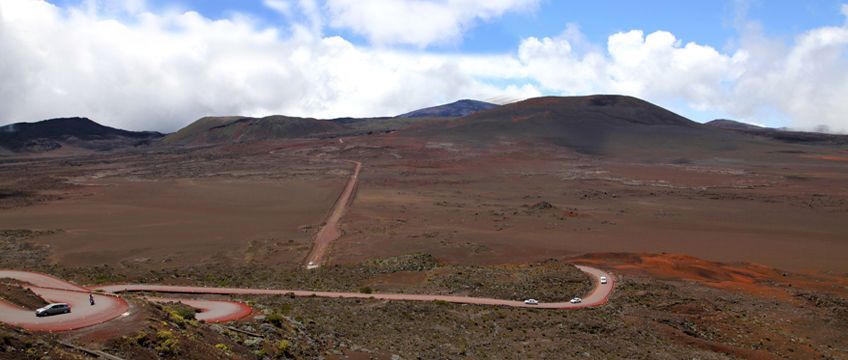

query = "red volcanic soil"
[573,252,848,301]
[808,155,848,162]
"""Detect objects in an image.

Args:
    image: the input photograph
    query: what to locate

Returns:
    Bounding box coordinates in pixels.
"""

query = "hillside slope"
[160,116,245,145]
[163,115,345,145]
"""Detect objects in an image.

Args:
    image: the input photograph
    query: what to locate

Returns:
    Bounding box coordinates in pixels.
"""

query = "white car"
[523,299,539,305]
[600,276,608,284]
[35,303,71,317]
[570,297,582,304]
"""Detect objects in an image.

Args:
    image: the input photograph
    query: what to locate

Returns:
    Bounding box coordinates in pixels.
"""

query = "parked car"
[600,276,608,284]
[570,297,582,304]
[523,299,539,305]
[35,303,71,317]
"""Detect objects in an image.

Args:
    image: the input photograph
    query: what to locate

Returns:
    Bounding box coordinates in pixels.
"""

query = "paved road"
[304,160,361,269]
[145,297,253,323]
[0,270,129,331]
[0,266,614,331]
[95,265,615,309]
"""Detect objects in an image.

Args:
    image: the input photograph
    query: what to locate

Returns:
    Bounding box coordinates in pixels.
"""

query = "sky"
[1,0,847,133]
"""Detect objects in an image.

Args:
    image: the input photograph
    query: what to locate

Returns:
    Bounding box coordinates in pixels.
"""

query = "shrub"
[173,306,197,320]
[277,339,290,353]
[133,332,151,347]
[155,330,178,355]
[266,312,285,328]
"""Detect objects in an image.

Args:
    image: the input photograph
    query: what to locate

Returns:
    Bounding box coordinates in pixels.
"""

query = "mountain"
[407,95,740,156]
[397,99,498,118]
[706,119,848,145]
[0,117,163,153]
[163,115,345,146]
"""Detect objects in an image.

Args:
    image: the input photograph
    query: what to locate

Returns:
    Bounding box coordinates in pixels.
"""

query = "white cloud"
[263,0,292,17]
[512,29,746,109]
[729,21,848,132]
[0,0,538,131]
[325,0,538,47]
[507,19,848,132]
[0,0,846,133]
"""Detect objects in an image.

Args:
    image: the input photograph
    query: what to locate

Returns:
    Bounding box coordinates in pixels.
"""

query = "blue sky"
[42,0,846,49]
[47,0,846,51]
[1,0,847,132]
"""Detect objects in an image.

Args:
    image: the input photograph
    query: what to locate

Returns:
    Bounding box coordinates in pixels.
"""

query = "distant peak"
[397,99,498,118]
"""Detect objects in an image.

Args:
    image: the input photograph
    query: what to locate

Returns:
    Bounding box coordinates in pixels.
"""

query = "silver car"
[35,303,71,317]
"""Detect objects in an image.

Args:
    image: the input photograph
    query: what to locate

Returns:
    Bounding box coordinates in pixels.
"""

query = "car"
[523,299,539,305]
[570,297,582,304]
[35,303,71,317]
[600,276,608,284]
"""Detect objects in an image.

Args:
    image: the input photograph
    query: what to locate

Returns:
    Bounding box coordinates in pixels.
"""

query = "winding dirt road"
[304,160,361,269]
[0,266,614,331]
[96,265,614,309]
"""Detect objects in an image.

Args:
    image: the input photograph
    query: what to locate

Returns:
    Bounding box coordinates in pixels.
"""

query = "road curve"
[94,265,614,309]
[145,297,253,323]
[0,270,129,331]
[304,160,362,269]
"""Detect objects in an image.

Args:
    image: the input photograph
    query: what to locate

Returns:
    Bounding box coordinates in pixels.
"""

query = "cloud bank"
[325,0,537,47]
[0,0,846,133]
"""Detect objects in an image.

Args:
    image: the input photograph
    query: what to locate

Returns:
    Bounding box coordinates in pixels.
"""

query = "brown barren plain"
[0,118,846,358]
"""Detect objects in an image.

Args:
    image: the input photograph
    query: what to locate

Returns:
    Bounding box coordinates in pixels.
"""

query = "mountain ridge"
[0,117,163,153]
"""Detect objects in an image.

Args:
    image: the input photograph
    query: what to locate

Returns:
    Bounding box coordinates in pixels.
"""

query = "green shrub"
[277,339,290,353]
[155,330,179,355]
[266,312,285,328]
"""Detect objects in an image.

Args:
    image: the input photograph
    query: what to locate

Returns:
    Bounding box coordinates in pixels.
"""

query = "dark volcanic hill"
[408,95,769,157]
[707,119,848,145]
[706,119,764,131]
[0,117,163,153]
[397,99,498,118]
[163,115,345,146]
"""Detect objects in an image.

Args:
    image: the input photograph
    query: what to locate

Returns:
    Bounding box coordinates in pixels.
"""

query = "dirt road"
[304,160,361,269]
